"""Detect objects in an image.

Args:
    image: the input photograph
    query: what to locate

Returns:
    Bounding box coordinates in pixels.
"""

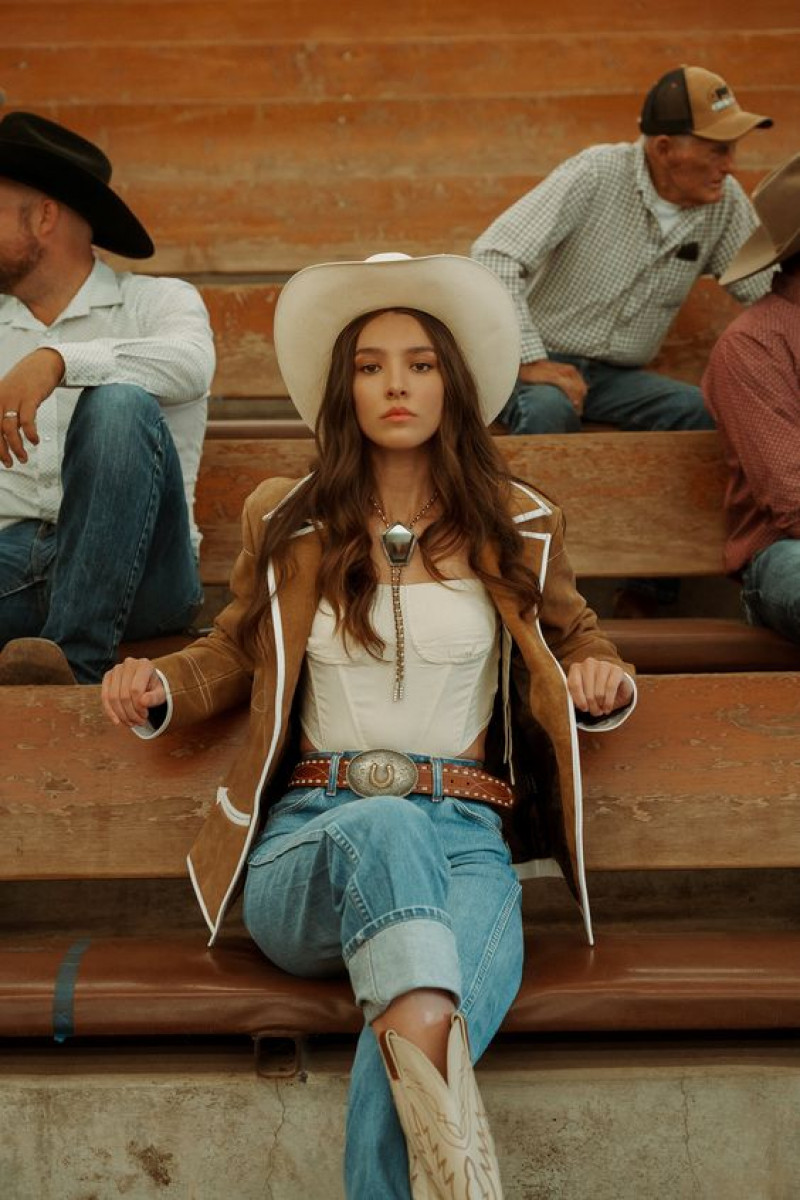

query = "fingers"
[516,361,588,415]
[568,659,631,717]
[0,411,25,467]
[554,365,588,414]
[567,660,589,711]
[0,404,39,466]
[0,348,62,467]
[17,393,40,451]
[101,658,164,727]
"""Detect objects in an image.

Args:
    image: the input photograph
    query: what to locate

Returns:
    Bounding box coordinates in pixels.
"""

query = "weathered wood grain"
[3,34,798,104]
[0,686,247,880]
[5,1,800,42]
[582,673,800,869]
[23,97,787,177]
[3,674,798,879]
[500,432,728,577]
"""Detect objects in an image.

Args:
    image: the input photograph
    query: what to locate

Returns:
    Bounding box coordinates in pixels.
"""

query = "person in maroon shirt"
[703,151,800,643]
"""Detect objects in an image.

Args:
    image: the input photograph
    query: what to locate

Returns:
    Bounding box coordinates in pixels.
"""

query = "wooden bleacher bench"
[121,429,800,672]
[2,672,800,1043]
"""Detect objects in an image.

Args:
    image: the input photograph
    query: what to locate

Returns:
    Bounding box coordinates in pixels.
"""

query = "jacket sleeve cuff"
[131,670,174,740]
[575,672,637,732]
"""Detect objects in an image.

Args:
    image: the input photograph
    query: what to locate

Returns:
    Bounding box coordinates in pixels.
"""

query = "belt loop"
[430,757,444,802]
[326,752,341,797]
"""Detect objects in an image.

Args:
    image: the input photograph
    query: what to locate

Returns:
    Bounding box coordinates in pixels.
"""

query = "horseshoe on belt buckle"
[345,749,420,798]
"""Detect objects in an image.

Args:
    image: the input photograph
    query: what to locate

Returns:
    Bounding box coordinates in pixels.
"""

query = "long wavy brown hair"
[237,307,542,656]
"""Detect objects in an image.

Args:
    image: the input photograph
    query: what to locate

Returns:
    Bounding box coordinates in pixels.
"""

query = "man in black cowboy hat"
[703,151,800,646]
[0,111,215,683]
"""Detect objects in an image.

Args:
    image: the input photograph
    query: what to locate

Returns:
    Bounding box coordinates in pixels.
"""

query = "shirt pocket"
[656,255,701,309]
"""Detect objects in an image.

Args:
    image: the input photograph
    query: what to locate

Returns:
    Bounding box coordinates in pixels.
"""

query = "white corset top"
[301,580,500,758]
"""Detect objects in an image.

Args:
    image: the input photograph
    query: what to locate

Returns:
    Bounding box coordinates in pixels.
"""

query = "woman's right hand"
[101,658,166,727]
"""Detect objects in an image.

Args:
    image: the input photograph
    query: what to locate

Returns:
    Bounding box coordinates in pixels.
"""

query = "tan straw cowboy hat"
[720,152,800,285]
[273,252,520,428]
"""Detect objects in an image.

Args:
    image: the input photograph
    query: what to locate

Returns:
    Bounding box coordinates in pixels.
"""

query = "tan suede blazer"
[140,476,636,945]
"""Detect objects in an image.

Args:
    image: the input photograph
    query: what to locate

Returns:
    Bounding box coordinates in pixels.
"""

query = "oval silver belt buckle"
[345,749,420,798]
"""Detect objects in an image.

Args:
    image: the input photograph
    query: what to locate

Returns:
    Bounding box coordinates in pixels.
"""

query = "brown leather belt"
[287,750,515,811]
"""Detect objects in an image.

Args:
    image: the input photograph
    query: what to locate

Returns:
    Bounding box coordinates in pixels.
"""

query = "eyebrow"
[354,344,436,355]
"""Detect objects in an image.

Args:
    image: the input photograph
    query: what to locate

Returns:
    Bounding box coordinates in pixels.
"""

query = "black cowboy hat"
[0,111,154,258]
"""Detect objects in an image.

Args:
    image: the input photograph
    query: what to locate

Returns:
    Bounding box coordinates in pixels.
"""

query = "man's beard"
[0,231,44,295]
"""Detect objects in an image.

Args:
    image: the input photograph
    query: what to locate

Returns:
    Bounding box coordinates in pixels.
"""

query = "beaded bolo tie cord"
[369,491,438,701]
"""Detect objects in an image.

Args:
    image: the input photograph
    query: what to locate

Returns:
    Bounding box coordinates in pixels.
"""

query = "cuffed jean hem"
[347,915,462,1023]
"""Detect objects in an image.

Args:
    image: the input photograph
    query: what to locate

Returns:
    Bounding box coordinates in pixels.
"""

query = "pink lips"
[383,407,413,420]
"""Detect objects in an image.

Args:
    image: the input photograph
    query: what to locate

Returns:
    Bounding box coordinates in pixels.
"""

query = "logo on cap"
[710,85,735,112]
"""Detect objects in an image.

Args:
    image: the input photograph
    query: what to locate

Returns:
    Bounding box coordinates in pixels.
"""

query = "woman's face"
[352,311,445,451]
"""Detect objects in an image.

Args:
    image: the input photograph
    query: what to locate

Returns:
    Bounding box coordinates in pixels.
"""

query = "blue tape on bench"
[52,938,92,1044]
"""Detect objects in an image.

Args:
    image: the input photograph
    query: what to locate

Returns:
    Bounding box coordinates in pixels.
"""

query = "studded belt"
[286,750,515,811]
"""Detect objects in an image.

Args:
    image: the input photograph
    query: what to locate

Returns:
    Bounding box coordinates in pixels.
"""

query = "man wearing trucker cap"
[473,65,774,437]
[473,64,775,616]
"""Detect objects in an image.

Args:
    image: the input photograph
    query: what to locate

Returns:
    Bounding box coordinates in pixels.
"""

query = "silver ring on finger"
[2,410,19,421]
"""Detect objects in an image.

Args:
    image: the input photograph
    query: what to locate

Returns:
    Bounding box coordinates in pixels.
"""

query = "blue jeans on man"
[500,353,715,434]
[243,780,523,1199]
[741,540,800,645]
[0,384,202,682]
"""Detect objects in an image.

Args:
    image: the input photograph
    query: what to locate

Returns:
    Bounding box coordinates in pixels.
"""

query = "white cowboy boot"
[379,1011,503,1199]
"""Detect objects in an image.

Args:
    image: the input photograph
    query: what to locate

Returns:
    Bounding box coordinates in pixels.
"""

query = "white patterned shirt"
[472,140,773,366]
[0,258,215,550]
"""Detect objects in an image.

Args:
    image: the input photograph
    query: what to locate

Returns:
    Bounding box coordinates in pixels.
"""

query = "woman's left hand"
[567,658,633,718]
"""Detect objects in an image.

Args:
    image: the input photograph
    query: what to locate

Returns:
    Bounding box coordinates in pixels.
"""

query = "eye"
[411,360,436,373]
[356,362,381,374]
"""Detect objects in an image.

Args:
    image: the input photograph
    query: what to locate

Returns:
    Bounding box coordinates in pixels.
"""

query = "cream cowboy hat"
[720,152,800,285]
[273,252,520,428]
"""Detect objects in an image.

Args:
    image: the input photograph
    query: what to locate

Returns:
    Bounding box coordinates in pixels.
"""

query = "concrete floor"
[1,1035,798,1200]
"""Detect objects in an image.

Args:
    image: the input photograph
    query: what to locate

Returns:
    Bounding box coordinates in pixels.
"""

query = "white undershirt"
[301,579,500,758]
[650,193,683,237]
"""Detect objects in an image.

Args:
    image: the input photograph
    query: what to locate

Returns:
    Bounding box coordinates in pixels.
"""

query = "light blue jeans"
[500,353,715,434]
[243,783,524,1199]
[0,384,202,682]
[741,539,800,644]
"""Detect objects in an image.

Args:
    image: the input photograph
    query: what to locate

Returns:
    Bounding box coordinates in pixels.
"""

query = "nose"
[386,366,408,396]
[720,146,736,173]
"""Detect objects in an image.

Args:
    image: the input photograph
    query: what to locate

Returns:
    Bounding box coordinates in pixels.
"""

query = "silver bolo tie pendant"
[381,524,417,703]
[370,490,438,702]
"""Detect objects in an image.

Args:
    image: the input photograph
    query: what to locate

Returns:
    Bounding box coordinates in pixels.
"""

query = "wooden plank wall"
[1,1,798,411]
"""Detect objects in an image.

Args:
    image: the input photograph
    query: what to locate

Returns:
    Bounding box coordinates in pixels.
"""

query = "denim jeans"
[243,785,524,1200]
[0,384,202,682]
[741,539,800,645]
[500,353,715,434]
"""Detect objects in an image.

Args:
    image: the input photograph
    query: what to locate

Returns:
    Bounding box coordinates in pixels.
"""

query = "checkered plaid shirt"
[472,140,772,365]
